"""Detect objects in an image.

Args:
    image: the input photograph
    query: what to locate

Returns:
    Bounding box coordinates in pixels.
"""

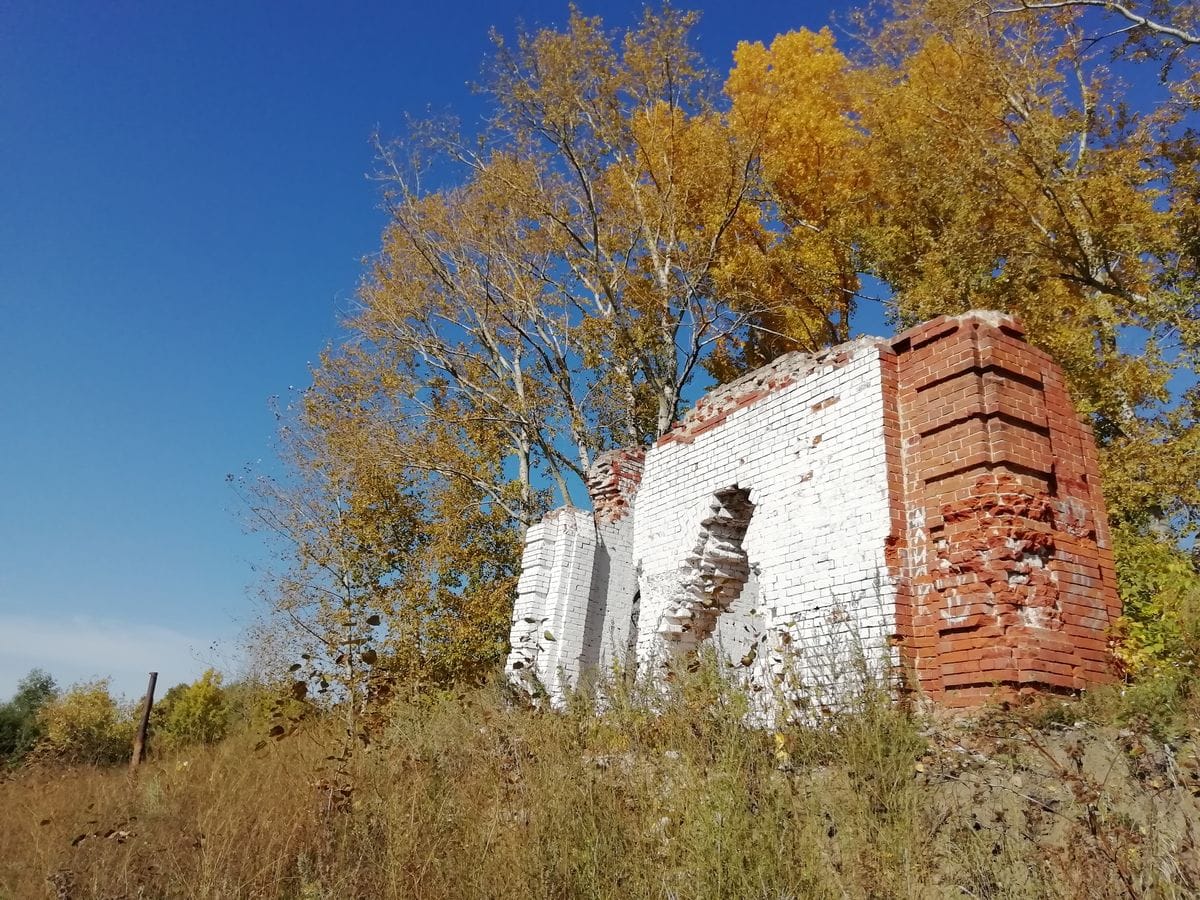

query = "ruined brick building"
[506,311,1120,709]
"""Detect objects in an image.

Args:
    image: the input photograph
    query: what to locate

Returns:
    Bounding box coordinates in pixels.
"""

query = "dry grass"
[2,664,1199,899]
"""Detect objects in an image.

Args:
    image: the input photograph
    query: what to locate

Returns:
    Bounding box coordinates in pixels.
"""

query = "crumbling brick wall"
[633,339,898,704]
[587,448,645,524]
[886,312,1120,707]
[506,449,645,694]
[506,311,1120,709]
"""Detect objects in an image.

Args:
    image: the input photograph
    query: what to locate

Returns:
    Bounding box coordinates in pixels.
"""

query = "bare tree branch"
[990,1,1200,46]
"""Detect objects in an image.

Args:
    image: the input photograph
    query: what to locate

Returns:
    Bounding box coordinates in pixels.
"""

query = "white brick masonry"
[633,340,896,707]
[506,339,899,707]
[505,508,597,698]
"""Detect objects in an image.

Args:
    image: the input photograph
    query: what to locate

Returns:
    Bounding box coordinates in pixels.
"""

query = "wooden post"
[129,671,157,774]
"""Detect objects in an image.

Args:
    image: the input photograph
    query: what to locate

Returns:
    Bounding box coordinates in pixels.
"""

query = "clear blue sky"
[1,1,870,699]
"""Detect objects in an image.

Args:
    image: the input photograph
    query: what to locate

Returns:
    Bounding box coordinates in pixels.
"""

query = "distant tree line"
[0,668,274,768]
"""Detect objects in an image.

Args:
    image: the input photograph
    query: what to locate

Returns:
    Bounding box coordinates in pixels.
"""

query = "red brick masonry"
[884,312,1120,707]
[586,447,646,524]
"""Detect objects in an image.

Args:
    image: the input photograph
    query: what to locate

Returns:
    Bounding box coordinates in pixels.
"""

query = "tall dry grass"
[2,657,1198,899]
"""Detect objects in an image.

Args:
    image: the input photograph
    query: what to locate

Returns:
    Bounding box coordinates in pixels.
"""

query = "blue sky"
[1,1,870,699]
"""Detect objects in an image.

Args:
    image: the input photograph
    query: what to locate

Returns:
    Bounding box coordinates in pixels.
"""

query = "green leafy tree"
[1111,527,1200,674]
[0,669,58,764]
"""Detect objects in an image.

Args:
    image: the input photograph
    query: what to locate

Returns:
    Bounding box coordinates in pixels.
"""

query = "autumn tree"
[241,366,520,718]
[301,354,522,688]
[344,6,854,518]
[729,0,1197,532]
[727,0,1199,667]
[236,399,422,734]
[252,7,859,695]
[721,26,869,375]
[990,1,1198,56]
[261,2,1197,686]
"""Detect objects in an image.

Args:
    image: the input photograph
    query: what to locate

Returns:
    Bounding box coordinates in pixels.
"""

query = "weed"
[1,661,1198,898]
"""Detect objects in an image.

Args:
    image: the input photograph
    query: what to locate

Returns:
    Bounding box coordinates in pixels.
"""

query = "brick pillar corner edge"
[886,309,1120,708]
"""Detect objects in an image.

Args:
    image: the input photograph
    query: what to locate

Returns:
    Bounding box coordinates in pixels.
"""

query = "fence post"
[129,671,158,774]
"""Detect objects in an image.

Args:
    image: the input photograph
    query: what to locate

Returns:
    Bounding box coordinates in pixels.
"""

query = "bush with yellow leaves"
[36,679,135,766]
[153,668,230,748]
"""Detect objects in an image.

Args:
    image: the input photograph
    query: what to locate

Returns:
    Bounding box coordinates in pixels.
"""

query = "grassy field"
[3,667,1199,899]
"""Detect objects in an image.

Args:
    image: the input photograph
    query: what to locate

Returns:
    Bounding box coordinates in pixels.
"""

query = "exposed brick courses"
[888,311,1120,706]
[586,448,645,524]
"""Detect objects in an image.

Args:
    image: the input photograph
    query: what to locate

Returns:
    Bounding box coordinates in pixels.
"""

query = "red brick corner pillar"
[883,312,1120,707]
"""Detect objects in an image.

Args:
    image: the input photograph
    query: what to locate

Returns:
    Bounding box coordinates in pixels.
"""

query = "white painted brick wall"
[631,341,897,706]
[506,339,899,709]
[505,508,598,698]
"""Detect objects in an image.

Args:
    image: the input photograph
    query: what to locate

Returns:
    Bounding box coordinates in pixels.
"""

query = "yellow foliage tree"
[728,0,1200,538]
[727,0,1200,667]
[260,3,1198,691]
[261,7,858,698]
[721,27,865,373]
[154,669,230,748]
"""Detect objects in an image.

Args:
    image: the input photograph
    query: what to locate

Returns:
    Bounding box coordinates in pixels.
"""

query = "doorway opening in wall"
[661,486,757,655]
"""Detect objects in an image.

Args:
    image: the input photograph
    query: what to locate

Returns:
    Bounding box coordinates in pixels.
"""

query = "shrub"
[0,669,57,765]
[153,669,230,748]
[37,679,135,766]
